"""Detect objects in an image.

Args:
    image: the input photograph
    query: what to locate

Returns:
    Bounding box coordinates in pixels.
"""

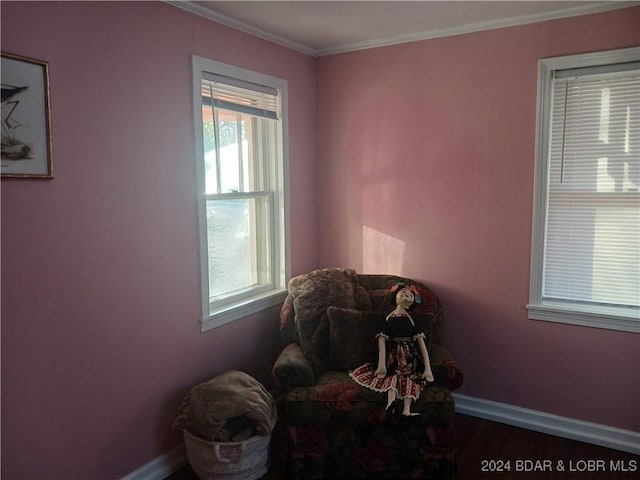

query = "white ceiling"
[168,1,638,56]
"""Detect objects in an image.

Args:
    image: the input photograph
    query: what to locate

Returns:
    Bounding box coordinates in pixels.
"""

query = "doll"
[349,282,434,416]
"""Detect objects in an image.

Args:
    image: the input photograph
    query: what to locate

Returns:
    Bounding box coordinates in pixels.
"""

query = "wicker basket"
[183,429,271,480]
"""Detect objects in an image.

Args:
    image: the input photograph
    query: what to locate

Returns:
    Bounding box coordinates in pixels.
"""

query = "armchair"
[271,268,463,479]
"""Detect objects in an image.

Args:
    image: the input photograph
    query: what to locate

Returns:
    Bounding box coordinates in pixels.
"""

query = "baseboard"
[121,395,638,479]
[453,393,640,455]
[120,444,187,480]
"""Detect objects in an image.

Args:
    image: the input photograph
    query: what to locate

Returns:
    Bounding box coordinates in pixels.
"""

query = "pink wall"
[2,2,639,478]
[317,7,640,431]
[1,2,316,479]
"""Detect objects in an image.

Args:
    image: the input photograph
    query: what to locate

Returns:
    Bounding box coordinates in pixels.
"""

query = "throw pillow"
[290,268,372,374]
[326,307,383,370]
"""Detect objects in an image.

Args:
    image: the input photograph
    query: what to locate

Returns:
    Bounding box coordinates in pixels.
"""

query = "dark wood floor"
[453,414,638,480]
[167,414,639,479]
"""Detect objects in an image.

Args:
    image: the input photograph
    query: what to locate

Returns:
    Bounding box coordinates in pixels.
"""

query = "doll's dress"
[349,313,427,401]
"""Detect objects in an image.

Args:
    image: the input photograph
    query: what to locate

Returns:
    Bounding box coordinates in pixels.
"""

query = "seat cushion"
[286,371,455,426]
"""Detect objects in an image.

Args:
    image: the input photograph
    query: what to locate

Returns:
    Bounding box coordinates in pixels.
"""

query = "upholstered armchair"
[271,268,464,479]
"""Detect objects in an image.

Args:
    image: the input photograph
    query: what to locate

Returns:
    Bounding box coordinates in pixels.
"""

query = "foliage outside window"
[192,56,289,331]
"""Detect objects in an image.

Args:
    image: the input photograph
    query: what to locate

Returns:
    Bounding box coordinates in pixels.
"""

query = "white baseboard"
[120,444,187,480]
[121,395,639,479]
[453,393,640,455]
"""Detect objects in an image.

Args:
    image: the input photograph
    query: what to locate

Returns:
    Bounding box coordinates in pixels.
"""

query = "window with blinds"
[529,47,640,332]
[192,56,289,332]
[201,72,279,121]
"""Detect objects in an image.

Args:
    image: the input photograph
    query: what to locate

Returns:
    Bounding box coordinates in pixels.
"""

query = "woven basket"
[183,429,271,480]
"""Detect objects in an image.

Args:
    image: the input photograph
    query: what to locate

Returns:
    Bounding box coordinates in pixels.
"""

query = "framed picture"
[1,52,53,178]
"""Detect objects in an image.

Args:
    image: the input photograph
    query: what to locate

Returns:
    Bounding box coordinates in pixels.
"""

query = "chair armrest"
[271,343,316,391]
[429,344,464,391]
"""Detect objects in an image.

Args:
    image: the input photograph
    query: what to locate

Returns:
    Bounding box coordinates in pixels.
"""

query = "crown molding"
[165,0,316,56]
[317,1,640,56]
[167,1,640,58]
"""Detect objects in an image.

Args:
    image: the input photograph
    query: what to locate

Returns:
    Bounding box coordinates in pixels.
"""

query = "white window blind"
[543,63,639,313]
[201,72,279,120]
[192,56,289,332]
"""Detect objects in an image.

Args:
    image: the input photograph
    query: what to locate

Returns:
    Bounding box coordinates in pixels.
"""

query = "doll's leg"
[375,335,387,378]
[401,397,421,416]
[423,356,435,382]
[386,388,397,409]
[401,397,412,416]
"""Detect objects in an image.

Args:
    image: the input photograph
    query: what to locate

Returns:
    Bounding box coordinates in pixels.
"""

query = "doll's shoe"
[385,400,398,414]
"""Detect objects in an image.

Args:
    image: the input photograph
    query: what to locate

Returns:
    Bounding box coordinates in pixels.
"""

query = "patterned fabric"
[271,343,315,391]
[271,270,462,479]
[286,371,455,426]
[287,422,457,479]
[429,344,465,391]
[279,294,298,347]
[350,314,428,401]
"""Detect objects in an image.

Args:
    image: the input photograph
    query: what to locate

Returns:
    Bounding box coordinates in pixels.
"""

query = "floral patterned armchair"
[271,268,464,479]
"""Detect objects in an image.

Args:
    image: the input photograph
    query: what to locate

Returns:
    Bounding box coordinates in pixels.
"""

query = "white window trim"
[528,46,640,334]
[192,55,290,332]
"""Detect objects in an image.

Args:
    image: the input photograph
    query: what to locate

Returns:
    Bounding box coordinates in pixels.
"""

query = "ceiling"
[168,1,637,56]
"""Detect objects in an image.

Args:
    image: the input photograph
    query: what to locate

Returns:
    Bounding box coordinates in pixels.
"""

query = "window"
[192,56,289,331]
[529,47,640,333]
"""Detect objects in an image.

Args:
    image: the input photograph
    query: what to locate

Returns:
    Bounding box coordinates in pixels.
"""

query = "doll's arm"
[416,334,434,382]
[374,334,387,378]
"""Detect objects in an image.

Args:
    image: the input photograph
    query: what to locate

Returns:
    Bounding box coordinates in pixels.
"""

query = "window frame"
[192,55,290,332]
[528,46,640,333]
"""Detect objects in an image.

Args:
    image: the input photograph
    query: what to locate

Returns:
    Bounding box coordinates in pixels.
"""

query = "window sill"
[202,289,288,333]
[527,303,640,333]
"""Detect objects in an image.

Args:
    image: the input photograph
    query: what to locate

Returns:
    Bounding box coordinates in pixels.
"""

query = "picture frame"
[1,52,53,179]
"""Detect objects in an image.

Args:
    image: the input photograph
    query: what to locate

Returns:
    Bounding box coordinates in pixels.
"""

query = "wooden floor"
[453,414,638,480]
[167,414,639,479]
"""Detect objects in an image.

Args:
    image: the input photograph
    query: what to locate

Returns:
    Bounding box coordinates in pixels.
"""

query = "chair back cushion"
[287,268,372,374]
[278,270,446,376]
[358,274,445,346]
[326,307,382,370]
